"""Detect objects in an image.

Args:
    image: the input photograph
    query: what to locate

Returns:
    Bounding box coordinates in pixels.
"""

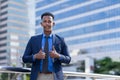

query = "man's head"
[41,12,55,33]
[41,12,54,20]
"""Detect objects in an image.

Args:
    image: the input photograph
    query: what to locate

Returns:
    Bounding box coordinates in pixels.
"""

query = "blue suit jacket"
[22,34,71,80]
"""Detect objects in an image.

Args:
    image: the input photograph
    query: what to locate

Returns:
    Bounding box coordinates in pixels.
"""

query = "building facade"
[35,0,120,62]
[0,0,30,66]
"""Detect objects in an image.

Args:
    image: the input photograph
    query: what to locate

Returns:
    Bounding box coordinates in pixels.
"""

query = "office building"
[35,0,120,62]
[0,0,30,66]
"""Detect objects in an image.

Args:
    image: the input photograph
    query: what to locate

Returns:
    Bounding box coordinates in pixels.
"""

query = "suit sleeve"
[59,38,71,64]
[22,37,34,63]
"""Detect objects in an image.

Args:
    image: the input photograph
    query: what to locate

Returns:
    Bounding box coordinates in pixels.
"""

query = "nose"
[46,22,49,24]
[46,22,50,26]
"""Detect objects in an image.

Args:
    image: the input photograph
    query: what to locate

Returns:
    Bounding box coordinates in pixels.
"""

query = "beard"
[44,28,52,32]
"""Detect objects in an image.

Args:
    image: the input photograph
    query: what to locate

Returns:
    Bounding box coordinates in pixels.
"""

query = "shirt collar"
[43,33,53,38]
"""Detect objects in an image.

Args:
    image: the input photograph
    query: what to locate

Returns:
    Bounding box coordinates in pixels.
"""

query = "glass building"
[0,0,30,66]
[35,0,120,61]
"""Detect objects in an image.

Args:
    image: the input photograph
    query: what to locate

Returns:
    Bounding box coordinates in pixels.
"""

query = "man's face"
[41,15,54,32]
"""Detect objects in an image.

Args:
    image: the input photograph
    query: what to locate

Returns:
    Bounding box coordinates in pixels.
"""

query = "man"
[22,12,71,80]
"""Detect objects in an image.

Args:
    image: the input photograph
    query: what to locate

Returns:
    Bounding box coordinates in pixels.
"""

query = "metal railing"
[0,66,120,80]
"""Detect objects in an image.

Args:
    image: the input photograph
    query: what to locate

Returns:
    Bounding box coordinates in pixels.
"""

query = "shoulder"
[54,34,64,40]
[30,34,42,40]
[54,34,65,43]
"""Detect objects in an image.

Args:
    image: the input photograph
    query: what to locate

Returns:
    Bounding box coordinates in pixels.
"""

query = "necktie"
[42,36,49,72]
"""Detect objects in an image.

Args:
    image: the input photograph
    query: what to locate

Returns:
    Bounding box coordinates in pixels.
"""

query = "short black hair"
[41,12,54,20]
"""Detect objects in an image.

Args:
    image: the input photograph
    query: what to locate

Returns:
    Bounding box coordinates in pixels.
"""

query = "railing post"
[8,73,11,80]
[92,77,96,80]
[64,76,68,80]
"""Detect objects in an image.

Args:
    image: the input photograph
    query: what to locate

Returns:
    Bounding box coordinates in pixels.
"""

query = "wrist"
[57,54,60,58]
[34,54,36,59]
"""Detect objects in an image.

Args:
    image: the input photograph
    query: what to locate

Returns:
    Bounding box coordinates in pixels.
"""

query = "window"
[0,11,8,16]
[1,0,8,3]
[0,5,8,9]
[0,24,7,28]
[0,30,7,34]
[0,50,6,53]
[10,42,19,47]
[0,17,7,22]
[0,43,7,47]
[0,56,6,60]
[10,35,18,40]
[0,37,7,41]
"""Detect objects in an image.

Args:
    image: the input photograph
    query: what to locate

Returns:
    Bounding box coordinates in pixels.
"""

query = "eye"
[48,21,52,23]
[43,20,47,23]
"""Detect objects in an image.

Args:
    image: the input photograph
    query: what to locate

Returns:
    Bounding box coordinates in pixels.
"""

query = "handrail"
[63,71,120,80]
[0,66,30,74]
[0,66,120,80]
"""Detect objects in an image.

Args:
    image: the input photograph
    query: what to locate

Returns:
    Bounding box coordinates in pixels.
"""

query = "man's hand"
[50,46,60,58]
[34,49,46,59]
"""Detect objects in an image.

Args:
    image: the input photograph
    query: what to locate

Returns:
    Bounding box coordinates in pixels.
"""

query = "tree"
[76,60,85,72]
[1,73,8,80]
[77,57,120,75]
[94,57,120,75]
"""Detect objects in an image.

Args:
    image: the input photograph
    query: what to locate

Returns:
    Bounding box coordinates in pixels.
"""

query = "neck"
[44,31,52,36]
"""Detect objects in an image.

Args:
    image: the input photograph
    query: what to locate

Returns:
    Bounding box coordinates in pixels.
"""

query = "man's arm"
[59,38,71,64]
[22,37,34,63]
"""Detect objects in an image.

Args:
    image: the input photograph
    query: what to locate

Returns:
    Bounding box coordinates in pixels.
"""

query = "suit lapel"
[37,34,43,50]
[52,34,56,46]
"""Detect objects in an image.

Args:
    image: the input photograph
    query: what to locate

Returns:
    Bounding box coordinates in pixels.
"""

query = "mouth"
[47,25,51,28]
[44,27,52,31]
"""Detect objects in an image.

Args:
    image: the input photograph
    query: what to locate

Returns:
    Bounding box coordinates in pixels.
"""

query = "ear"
[53,22,55,26]
[41,22,43,27]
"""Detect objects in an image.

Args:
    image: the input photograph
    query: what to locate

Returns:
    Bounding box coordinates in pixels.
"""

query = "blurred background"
[0,0,120,80]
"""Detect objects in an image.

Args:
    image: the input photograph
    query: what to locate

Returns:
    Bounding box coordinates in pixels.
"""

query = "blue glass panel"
[8,16,28,23]
[35,28,42,34]
[14,0,25,4]
[67,32,120,45]
[54,8,120,30]
[36,0,57,8]
[20,43,27,47]
[8,10,27,16]
[35,0,88,17]
[55,0,120,20]
[9,4,25,9]
[57,20,120,38]
[8,22,27,28]
[8,29,29,35]
[86,44,120,53]
[35,20,40,26]
[19,37,29,41]
[19,49,25,54]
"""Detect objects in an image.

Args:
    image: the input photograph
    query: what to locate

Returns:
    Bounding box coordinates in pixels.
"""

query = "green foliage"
[94,57,120,75]
[77,57,120,75]
[0,73,16,80]
[26,74,30,80]
[76,61,85,72]
[1,73,8,80]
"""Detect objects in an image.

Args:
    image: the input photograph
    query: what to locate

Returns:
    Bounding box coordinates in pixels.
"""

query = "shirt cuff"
[33,55,35,61]
[59,55,64,60]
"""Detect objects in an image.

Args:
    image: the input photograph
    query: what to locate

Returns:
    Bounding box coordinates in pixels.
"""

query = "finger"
[50,53,53,57]
[39,49,42,53]
[50,52,53,55]
[52,46,55,51]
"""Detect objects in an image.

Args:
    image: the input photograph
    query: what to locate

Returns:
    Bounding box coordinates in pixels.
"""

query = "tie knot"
[45,36,49,38]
